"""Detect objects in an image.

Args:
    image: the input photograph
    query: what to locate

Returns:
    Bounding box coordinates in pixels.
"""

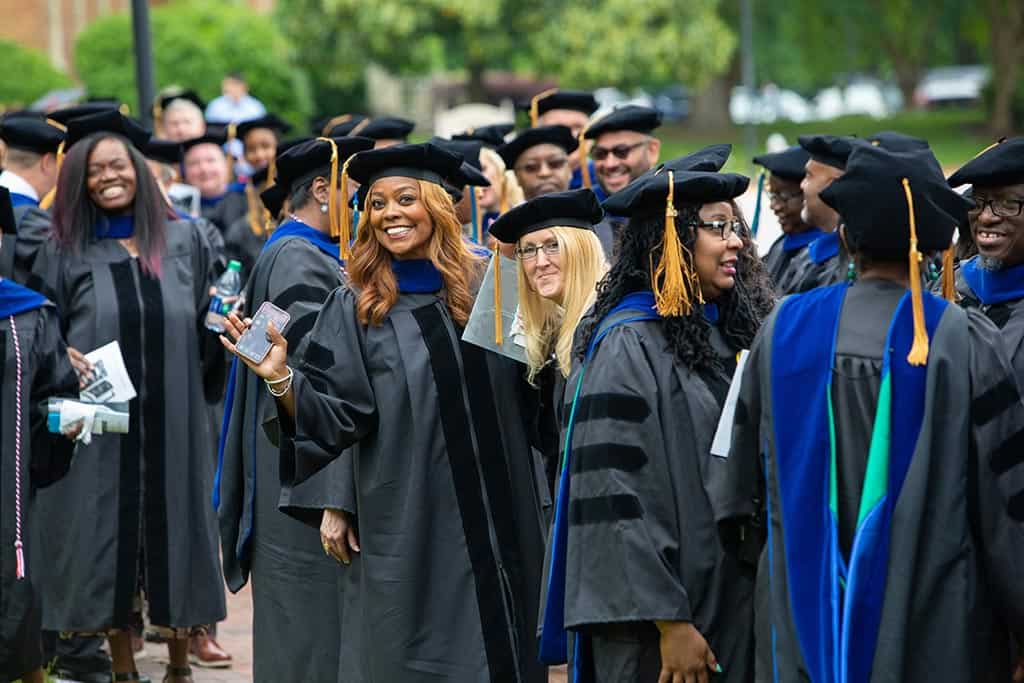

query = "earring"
[846,260,856,281]
[320,203,329,214]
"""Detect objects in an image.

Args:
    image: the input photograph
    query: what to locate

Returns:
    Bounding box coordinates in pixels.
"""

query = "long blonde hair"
[348,179,483,326]
[480,147,525,213]
[517,227,607,383]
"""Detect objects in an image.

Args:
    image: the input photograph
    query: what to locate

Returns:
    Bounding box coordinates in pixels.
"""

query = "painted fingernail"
[715,664,723,673]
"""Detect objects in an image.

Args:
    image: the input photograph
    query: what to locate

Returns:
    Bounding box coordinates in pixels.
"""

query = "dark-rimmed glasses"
[969,196,1024,218]
[693,219,742,241]
[515,240,560,261]
[767,190,803,203]
[591,142,645,162]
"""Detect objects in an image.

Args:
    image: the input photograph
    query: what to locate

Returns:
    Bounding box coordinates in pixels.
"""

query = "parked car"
[730,85,815,124]
[653,85,690,122]
[914,65,989,108]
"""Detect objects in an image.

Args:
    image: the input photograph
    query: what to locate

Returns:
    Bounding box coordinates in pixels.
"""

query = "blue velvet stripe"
[94,215,135,239]
[808,230,840,264]
[0,277,48,317]
[262,220,341,263]
[8,192,39,209]
[961,256,1024,306]
[539,290,661,679]
[391,258,443,293]
[212,357,238,511]
[783,227,824,252]
[772,283,947,683]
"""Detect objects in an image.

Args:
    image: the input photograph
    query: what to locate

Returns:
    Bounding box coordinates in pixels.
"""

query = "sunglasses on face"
[591,141,645,162]
[516,157,568,175]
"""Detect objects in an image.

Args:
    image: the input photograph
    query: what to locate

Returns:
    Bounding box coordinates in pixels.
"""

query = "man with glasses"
[752,146,818,292]
[583,106,662,258]
[948,137,1024,385]
[497,125,578,201]
[525,89,600,190]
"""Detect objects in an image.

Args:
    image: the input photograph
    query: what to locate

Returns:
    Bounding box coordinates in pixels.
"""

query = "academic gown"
[223,214,269,282]
[274,262,549,683]
[761,228,823,294]
[217,222,347,683]
[592,215,625,264]
[201,188,248,234]
[780,231,849,293]
[954,257,1024,386]
[545,299,754,682]
[29,219,227,632]
[0,286,78,681]
[709,279,1024,682]
[0,201,51,287]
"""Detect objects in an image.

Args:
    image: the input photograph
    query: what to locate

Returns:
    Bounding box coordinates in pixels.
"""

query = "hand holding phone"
[234,302,291,364]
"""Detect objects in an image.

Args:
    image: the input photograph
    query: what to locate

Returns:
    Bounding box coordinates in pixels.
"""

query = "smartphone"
[235,301,291,364]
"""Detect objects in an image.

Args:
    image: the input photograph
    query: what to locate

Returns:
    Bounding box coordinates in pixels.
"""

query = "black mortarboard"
[250,167,270,187]
[259,183,287,218]
[798,134,858,170]
[583,105,662,139]
[273,136,375,197]
[48,102,120,126]
[347,142,465,190]
[866,131,929,153]
[143,139,183,166]
[316,113,368,137]
[430,137,484,170]
[357,117,415,142]
[752,146,810,181]
[277,137,312,156]
[154,89,205,115]
[181,131,227,153]
[451,162,491,189]
[0,187,15,235]
[65,109,150,150]
[452,123,515,148]
[237,114,293,141]
[523,89,599,126]
[0,115,65,154]
[947,137,1024,188]
[496,125,578,168]
[613,170,750,217]
[602,143,733,215]
[821,145,968,256]
[488,188,602,244]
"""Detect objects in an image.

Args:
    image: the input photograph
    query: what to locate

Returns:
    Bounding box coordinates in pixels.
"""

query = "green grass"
[658,107,993,174]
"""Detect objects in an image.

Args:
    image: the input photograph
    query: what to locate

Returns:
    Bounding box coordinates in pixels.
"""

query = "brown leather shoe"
[188,633,232,669]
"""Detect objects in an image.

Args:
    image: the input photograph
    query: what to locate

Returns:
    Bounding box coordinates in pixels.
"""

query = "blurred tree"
[0,39,73,109]
[275,0,735,109]
[74,0,312,128]
[976,0,1023,134]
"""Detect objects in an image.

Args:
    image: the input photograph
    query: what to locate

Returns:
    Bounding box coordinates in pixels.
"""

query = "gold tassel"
[529,88,559,127]
[338,156,354,260]
[314,137,342,255]
[39,140,65,210]
[245,182,263,236]
[118,103,130,116]
[474,186,484,244]
[651,171,701,317]
[499,174,510,215]
[902,177,929,366]
[577,126,592,189]
[941,244,956,302]
[45,118,67,133]
[493,242,503,345]
[349,118,372,137]
[321,114,352,137]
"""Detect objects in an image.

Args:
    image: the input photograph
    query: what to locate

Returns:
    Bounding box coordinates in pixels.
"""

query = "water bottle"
[205,260,243,333]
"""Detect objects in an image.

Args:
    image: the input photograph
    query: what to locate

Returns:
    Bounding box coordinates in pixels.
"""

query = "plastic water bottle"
[205,260,242,333]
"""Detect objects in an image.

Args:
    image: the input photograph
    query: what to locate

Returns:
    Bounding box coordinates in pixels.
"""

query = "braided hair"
[577,200,774,374]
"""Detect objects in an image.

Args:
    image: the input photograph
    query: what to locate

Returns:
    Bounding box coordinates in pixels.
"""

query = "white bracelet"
[265,367,293,397]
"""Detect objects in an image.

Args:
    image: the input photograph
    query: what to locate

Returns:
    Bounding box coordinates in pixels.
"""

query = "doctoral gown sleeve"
[28,305,79,488]
[13,206,52,286]
[566,324,695,624]
[27,240,69,335]
[966,309,1024,633]
[278,286,378,487]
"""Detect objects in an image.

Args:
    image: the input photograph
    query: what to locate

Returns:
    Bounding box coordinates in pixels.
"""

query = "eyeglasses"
[969,196,1024,218]
[693,219,742,241]
[591,142,645,162]
[515,240,560,261]
[516,157,568,175]
[767,190,803,203]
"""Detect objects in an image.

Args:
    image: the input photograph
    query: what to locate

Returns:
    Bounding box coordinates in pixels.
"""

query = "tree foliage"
[74,0,312,127]
[0,39,72,109]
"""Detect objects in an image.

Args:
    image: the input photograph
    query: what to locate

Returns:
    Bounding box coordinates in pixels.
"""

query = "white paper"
[711,349,750,458]
[79,341,137,403]
[60,400,97,445]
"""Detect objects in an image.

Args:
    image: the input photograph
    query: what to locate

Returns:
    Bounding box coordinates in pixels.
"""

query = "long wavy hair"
[52,133,167,277]
[480,147,525,211]
[348,179,483,326]
[577,200,774,374]
[518,227,607,383]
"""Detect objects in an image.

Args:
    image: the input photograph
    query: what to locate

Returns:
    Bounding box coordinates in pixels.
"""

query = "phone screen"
[235,302,291,364]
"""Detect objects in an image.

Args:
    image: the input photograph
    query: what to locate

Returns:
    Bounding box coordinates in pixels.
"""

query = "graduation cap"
[866,131,929,153]
[798,134,858,170]
[143,139,183,166]
[357,117,415,142]
[752,146,810,181]
[523,89,599,127]
[154,89,205,115]
[65,109,151,151]
[0,115,66,154]
[259,182,288,219]
[496,125,578,169]
[48,102,122,126]
[347,142,464,190]
[488,188,602,244]
[181,131,228,154]
[452,123,515,148]
[236,114,293,141]
[0,187,15,236]
[430,137,484,170]
[602,143,733,216]
[821,144,970,364]
[317,113,368,137]
[615,169,749,317]
[583,105,662,139]
[947,137,1024,188]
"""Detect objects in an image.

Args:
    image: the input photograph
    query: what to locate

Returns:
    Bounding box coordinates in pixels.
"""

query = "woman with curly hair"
[540,169,773,683]
[220,143,549,683]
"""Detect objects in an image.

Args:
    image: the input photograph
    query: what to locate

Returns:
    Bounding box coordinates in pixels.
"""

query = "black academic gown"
[592,216,625,264]
[954,264,1024,387]
[30,220,227,633]
[0,296,78,681]
[274,269,548,683]
[1,203,51,287]
[553,306,754,682]
[218,227,347,683]
[223,214,268,283]
[761,234,818,295]
[710,279,1024,682]
[202,189,248,234]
